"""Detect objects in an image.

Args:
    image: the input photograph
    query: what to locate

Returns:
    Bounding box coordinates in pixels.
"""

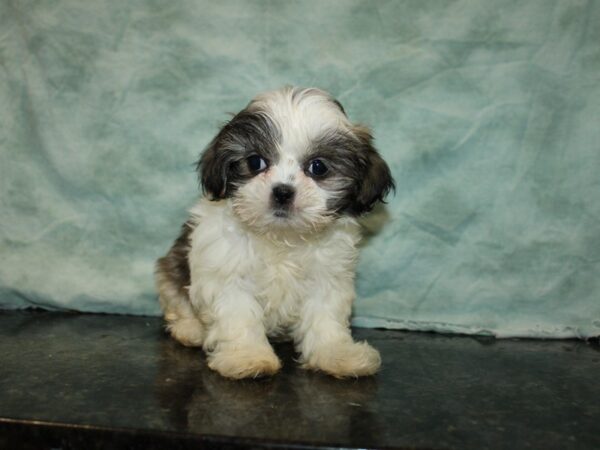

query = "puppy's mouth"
[272,208,291,219]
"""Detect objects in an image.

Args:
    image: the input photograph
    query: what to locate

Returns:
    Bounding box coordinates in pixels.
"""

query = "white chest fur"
[187,198,361,337]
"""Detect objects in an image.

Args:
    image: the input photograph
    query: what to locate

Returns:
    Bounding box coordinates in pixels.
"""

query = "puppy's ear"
[351,126,395,215]
[197,134,233,200]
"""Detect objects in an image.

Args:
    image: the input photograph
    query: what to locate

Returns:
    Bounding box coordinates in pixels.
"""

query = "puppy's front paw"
[302,341,381,378]
[207,345,282,379]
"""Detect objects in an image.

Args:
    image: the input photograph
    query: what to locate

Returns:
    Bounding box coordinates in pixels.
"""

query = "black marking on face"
[306,128,395,216]
[198,109,280,199]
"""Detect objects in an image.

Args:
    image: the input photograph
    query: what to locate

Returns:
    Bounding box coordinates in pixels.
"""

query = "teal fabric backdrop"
[1,0,599,337]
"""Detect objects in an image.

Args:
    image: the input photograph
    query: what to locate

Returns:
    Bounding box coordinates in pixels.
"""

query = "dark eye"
[247,154,268,173]
[307,159,328,177]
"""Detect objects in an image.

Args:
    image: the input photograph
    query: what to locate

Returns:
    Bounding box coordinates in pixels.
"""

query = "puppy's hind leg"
[155,224,204,347]
[159,284,205,347]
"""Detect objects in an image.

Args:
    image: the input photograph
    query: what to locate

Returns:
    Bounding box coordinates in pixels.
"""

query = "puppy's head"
[198,86,394,234]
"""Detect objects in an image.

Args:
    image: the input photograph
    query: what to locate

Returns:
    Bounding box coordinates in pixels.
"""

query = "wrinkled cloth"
[1,0,599,337]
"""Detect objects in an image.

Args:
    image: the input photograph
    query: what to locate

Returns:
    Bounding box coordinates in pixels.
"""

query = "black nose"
[272,184,295,206]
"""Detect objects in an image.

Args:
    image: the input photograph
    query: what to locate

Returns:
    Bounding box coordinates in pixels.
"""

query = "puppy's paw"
[207,345,282,379]
[167,317,205,347]
[302,341,381,378]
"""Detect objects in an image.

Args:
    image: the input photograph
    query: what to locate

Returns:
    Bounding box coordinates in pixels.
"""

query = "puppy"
[156,86,394,379]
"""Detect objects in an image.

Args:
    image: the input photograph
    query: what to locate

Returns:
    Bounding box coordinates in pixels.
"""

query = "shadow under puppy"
[156,86,394,379]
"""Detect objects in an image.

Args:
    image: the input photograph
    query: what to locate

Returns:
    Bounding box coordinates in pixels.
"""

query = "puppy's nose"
[272,184,295,206]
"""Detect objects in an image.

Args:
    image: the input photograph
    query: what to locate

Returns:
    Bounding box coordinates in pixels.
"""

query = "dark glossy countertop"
[0,310,598,449]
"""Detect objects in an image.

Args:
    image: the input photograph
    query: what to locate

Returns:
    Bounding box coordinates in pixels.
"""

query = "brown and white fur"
[156,86,394,379]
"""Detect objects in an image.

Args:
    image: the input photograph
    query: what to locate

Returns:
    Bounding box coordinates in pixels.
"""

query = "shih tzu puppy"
[156,86,394,379]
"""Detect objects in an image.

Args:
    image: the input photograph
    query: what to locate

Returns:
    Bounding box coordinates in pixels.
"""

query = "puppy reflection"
[156,339,380,442]
[156,86,394,379]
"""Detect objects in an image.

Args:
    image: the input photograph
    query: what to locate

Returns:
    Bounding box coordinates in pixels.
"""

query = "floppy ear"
[196,115,248,200]
[197,135,228,200]
[351,126,395,215]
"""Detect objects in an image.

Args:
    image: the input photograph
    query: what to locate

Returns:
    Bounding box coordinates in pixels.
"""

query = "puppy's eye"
[247,155,268,173]
[307,159,328,177]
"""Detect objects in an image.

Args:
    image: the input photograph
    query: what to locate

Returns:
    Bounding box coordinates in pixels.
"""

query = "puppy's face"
[199,87,394,234]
